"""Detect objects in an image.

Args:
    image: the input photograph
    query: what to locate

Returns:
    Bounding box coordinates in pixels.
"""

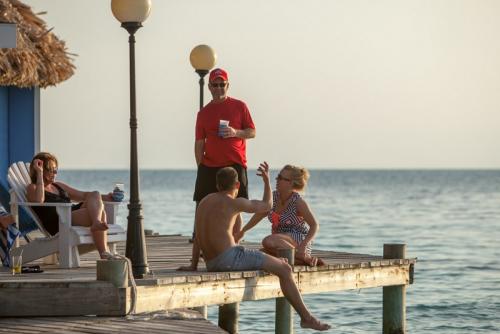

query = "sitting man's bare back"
[179,162,330,331]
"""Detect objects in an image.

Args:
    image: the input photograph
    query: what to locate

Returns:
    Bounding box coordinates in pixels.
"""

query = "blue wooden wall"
[0,87,8,201]
[0,86,39,232]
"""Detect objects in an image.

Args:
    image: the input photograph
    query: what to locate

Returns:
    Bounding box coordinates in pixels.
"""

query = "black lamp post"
[111,0,151,278]
[189,45,217,110]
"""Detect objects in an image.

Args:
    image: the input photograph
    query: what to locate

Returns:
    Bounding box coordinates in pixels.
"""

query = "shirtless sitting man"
[178,162,330,331]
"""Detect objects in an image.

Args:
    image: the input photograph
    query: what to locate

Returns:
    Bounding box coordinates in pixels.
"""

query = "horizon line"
[60,167,500,171]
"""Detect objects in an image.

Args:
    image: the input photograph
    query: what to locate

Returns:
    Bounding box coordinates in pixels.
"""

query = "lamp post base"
[126,201,150,278]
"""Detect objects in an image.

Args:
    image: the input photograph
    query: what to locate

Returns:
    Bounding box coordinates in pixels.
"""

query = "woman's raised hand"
[256,161,270,182]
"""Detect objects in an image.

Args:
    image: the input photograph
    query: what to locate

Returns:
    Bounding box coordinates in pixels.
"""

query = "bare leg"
[96,198,109,255]
[101,209,107,224]
[262,233,297,252]
[261,254,330,331]
[72,208,109,256]
[91,230,108,256]
[261,234,296,257]
[263,234,324,267]
[81,191,108,231]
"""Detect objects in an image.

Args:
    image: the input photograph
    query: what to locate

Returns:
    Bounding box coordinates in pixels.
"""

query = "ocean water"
[60,169,500,333]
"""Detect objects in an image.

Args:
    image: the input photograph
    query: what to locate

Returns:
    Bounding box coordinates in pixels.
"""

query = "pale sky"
[23,0,500,169]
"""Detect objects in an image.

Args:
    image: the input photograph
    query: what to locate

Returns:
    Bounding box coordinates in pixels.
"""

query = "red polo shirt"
[195,97,255,168]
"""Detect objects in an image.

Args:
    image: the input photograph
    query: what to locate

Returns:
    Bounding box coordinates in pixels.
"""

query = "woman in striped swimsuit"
[237,165,324,266]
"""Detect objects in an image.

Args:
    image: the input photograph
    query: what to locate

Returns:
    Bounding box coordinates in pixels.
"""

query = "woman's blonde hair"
[282,164,309,191]
[29,152,58,184]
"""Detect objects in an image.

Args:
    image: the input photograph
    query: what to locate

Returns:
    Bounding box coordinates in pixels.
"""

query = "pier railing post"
[383,243,406,334]
[219,302,239,333]
[275,248,295,334]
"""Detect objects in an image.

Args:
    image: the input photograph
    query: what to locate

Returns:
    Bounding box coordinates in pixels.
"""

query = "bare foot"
[307,256,318,267]
[91,221,109,231]
[100,251,114,260]
[300,315,331,331]
[296,255,325,267]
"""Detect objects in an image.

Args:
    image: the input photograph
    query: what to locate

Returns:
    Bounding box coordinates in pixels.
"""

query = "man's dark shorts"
[193,163,248,201]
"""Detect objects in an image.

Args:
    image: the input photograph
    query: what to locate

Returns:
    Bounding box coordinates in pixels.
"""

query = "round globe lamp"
[189,44,217,110]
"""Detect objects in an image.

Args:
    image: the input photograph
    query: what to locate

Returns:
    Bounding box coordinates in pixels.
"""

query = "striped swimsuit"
[267,191,312,255]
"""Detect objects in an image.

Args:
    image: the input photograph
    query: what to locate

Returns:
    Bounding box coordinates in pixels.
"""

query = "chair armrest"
[13,202,73,207]
[103,201,122,207]
[12,202,72,227]
[103,201,122,225]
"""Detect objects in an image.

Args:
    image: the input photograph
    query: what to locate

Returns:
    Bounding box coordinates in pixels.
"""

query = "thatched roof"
[0,0,75,88]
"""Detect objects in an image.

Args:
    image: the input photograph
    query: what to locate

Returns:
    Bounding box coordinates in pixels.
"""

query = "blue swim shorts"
[206,246,265,272]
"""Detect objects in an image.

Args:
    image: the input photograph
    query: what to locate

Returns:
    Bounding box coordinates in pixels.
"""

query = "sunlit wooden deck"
[0,311,226,334]
[0,235,415,319]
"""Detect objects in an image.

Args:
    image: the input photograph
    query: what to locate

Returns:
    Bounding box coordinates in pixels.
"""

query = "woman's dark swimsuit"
[32,183,82,236]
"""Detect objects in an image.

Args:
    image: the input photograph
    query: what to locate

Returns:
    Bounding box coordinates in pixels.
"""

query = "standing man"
[192,68,256,238]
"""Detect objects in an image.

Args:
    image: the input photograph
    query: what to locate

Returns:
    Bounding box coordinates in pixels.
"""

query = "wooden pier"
[0,311,226,334]
[0,235,416,333]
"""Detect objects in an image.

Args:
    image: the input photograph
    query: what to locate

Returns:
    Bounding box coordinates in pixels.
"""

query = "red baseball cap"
[209,68,228,83]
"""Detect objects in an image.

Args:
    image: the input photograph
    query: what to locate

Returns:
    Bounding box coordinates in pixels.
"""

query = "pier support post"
[383,243,406,334]
[275,248,295,334]
[219,302,239,334]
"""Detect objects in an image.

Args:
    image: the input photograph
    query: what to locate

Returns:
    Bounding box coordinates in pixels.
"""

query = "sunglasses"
[210,82,227,88]
[45,167,58,174]
[276,174,291,182]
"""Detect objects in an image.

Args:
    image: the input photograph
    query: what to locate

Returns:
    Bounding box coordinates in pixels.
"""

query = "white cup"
[113,183,124,192]
[219,120,229,137]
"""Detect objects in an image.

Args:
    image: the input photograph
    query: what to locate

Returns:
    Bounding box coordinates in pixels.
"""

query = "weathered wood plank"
[0,314,226,334]
[133,265,410,312]
[298,266,410,294]
[0,282,127,316]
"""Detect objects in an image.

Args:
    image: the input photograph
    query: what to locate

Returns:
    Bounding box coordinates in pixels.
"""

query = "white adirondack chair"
[7,162,127,269]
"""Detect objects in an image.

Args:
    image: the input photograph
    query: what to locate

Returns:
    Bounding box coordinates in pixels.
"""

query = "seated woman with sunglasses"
[26,152,114,259]
[236,165,325,266]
